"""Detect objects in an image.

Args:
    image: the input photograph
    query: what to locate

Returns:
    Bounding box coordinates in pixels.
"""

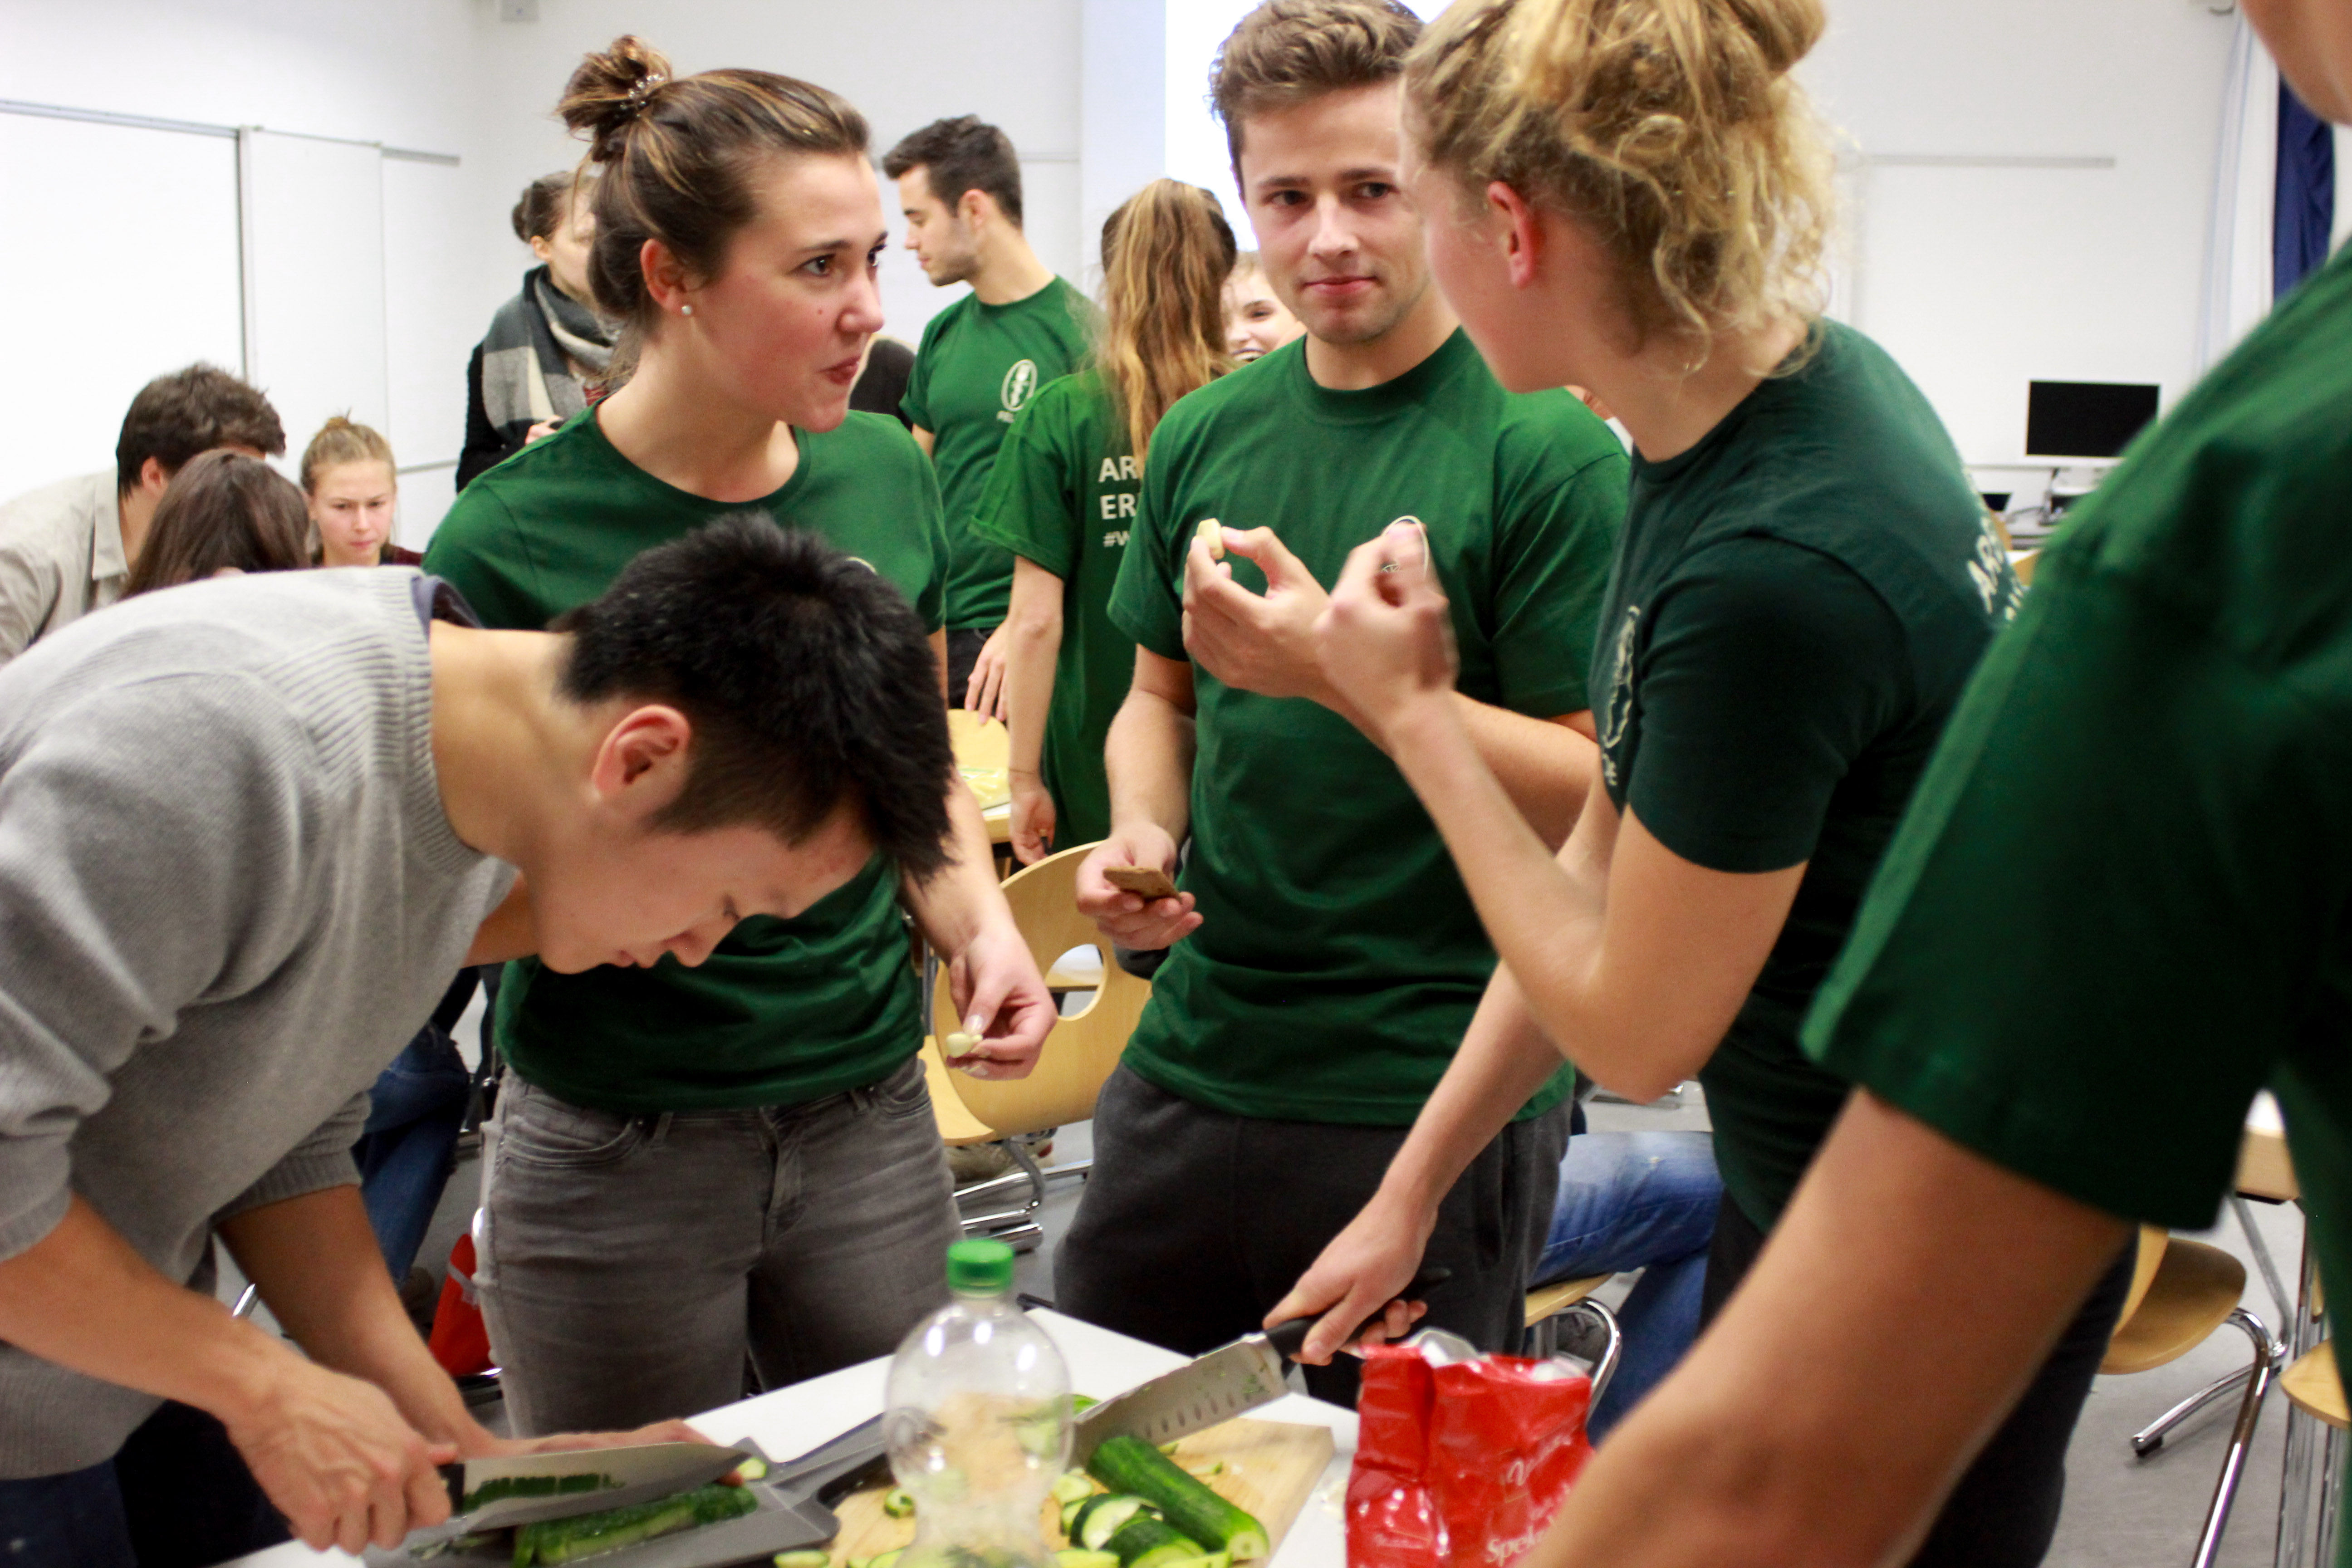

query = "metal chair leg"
[2191,1307,2279,1568]
[2135,1364,2257,1456]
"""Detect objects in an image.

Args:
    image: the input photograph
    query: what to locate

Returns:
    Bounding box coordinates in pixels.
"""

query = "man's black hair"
[882,115,1024,227]
[553,516,956,879]
[115,364,286,496]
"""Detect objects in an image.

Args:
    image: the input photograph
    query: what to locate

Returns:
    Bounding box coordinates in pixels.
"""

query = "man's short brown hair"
[114,364,285,496]
[1209,0,1424,172]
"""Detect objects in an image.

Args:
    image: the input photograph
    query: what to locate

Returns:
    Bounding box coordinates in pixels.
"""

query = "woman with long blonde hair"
[1275,0,2129,1560]
[972,178,1236,861]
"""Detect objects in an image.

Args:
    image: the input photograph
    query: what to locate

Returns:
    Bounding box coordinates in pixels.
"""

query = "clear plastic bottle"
[885,1238,1073,1568]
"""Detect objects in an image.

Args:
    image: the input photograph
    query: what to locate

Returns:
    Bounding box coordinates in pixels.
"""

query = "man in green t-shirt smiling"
[886,116,1095,710]
[1059,0,1625,1404]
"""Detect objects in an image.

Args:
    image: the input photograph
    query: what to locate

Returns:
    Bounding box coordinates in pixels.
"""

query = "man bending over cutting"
[0,519,957,1567]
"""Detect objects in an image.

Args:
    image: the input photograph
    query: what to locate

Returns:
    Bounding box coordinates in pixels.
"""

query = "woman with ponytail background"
[971,180,1235,863]
[457,171,616,490]
[424,36,1053,1438]
[1276,0,2127,1559]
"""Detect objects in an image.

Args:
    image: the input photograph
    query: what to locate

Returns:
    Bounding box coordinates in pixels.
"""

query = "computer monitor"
[2025,381,2160,461]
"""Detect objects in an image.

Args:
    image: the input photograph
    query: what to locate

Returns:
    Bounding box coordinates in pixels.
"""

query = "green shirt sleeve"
[970,383,1081,578]
[1107,420,1189,662]
[1628,537,1907,873]
[1805,571,2327,1230]
[420,483,545,632]
[1489,445,1627,716]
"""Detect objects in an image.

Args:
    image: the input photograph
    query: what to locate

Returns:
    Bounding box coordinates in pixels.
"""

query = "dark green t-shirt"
[1107,332,1626,1125]
[902,277,1095,631]
[420,408,950,1112]
[968,369,1142,845]
[1805,252,2352,1484]
[1592,321,2020,1229]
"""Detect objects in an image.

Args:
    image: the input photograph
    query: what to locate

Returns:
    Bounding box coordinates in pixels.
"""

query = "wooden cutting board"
[826,1418,1337,1567]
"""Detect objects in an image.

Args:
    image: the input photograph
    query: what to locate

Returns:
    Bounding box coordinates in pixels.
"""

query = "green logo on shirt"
[1001,359,1039,416]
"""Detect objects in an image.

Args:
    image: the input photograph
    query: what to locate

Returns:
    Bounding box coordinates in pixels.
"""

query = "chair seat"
[2102,1236,2248,1376]
[2282,1343,2348,1430]
[1525,1276,1610,1327]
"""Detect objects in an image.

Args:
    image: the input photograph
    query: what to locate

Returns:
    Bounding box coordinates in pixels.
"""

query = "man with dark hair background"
[884,115,1094,711]
[0,521,952,1567]
[0,363,285,662]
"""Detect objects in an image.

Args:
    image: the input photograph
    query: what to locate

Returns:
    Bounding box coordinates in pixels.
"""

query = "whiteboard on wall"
[0,113,245,501]
[240,128,388,480]
[382,155,471,547]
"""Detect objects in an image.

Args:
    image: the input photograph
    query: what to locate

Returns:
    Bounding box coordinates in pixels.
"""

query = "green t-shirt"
[902,277,1095,630]
[1592,321,2020,1229]
[1107,332,1626,1125]
[420,407,950,1112]
[968,369,1142,845]
[1804,250,2352,1477]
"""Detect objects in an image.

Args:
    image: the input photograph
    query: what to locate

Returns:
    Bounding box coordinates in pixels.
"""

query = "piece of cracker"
[1196,517,1225,561]
[1104,865,1180,901]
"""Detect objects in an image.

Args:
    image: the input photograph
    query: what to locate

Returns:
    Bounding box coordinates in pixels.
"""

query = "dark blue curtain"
[2275,80,2335,297]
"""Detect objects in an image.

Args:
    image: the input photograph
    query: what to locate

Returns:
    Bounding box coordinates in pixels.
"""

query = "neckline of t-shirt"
[1281,328,1479,426]
[1633,321,1842,488]
[582,405,813,512]
[970,275,1072,319]
[373,571,493,881]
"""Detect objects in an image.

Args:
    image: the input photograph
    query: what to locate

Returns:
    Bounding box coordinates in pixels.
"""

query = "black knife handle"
[438,1462,466,1513]
[1264,1264,1454,1361]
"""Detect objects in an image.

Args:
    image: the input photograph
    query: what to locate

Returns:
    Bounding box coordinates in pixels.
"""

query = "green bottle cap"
[946,1237,1016,1295]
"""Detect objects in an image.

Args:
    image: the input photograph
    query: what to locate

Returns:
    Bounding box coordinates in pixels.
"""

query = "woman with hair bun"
[301,416,420,566]
[971,178,1235,862]
[1279,0,2123,1560]
[457,170,615,489]
[423,35,1052,1441]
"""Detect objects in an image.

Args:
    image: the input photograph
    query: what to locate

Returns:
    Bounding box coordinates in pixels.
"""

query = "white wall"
[1801,0,2239,476]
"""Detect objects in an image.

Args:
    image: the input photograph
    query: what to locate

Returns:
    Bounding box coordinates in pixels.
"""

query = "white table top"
[225,1310,1357,1568]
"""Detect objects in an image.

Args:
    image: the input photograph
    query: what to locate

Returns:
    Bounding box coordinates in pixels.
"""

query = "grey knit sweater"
[0,568,515,1475]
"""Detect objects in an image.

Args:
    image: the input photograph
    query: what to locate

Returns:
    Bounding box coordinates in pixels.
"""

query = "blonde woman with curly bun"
[1277,0,2127,1560]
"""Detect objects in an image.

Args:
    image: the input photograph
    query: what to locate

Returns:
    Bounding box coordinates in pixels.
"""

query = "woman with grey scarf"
[456,172,618,489]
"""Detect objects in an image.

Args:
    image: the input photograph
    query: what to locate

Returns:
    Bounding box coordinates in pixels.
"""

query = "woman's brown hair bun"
[558,35,674,165]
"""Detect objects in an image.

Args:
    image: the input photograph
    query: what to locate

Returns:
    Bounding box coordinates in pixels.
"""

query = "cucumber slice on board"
[1077,1495,1156,1550]
[1103,1516,1205,1568]
[1056,1553,1121,1568]
[1051,1472,1097,1508]
[1084,1437,1269,1563]
[774,1553,832,1568]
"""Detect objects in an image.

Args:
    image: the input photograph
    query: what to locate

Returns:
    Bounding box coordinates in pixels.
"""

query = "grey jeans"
[478,1057,959,1435]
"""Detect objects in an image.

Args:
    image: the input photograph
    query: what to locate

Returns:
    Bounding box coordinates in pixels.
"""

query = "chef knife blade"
[1071,1266,1450,1463]
[440,1441,750,1532]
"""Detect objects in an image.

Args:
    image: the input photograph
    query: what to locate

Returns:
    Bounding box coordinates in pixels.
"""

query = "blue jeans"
[353,1022,472,1278]
[0,1399,285,1568]
[1535,1130,1721,1438]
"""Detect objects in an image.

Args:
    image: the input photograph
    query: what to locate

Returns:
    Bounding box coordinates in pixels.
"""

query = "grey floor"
[235,987,2312,1566]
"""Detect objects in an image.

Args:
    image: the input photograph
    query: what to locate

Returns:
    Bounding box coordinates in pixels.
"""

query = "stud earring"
[681,304,695,317]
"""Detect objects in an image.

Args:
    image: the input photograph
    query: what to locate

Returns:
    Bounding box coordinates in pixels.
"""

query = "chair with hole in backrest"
[2101,1225,2281,1568]
[926,842,1149,1251]
[1524,1275,1621,1407]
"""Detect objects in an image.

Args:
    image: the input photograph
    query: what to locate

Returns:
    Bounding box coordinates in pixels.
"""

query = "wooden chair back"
[930,842,1149,1139]
[2102,1230,2249,1376]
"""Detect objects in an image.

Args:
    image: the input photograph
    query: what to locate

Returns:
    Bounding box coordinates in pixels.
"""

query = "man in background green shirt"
[1059,0,1623,1406]
[886,115,1093,707]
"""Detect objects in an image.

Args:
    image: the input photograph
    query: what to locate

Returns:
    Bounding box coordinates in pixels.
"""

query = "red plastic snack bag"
[428,1230,495,1377]
[1348,1338,1594,1568]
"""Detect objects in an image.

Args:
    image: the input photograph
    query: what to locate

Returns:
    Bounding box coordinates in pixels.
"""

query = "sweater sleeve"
[0,676,314,1261]
[220,1091,370,1220]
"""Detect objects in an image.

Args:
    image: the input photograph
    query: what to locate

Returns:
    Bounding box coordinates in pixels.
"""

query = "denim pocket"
[865,1057,933,1122]
[500,1085,647,1168]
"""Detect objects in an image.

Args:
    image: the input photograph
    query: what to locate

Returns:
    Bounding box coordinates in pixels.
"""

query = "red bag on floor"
[1348,1336,1594,1568]
[427,1230,495,1377]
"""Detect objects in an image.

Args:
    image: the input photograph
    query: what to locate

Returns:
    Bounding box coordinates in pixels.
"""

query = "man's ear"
[589,704,694,818]
[137,456,172,498]
[958,186,992,232]
[1488,181,1545,291]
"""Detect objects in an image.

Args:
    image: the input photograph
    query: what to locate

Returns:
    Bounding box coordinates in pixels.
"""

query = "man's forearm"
[0,1195,296,1428]
[1002,568,1063,779]
[1448,698,1595,849]
[217,1186,486,1450]
[1104,687,1196,842]
[905,784,1014,956]
[1373,967,1575,1213]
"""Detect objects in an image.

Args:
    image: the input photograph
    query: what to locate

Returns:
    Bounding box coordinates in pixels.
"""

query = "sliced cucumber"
[1077,1495,1156,1550]
[1062,1499,1093,1536]
[1051,1471,1097,1507]
[1182,1461,1225,1480]
[869,1552,903,1568]
[882,1489,916,1519]
[735,1457,770,1481]
[513,1483,758,1565]
[1104,1515,1205,1568]
[774,1554,831,1568]
[1056,1552,1121,1568]
[1085,1436,1269,1563]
